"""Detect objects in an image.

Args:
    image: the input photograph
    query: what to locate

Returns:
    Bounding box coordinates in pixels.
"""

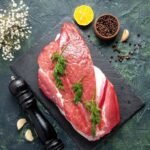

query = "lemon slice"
[73,5,94,26]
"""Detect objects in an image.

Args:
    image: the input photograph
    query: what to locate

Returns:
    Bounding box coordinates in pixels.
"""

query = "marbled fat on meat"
[38,22,120,141]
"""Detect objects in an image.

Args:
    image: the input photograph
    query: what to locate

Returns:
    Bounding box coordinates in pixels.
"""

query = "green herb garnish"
[85,99,101,137]
[51,52,66,89]
[72,82,83,104]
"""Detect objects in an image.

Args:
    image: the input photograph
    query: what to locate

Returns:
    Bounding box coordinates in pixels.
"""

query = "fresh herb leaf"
[72,82,83,104]
[85,99,101,137]
[51,52,66,89]
[51,52,60,61]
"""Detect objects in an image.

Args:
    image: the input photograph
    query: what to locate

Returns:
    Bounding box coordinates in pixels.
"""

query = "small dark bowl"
[94,14,120,41]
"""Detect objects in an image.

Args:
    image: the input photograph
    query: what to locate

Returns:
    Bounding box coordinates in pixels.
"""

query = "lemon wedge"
[73,5,94,26]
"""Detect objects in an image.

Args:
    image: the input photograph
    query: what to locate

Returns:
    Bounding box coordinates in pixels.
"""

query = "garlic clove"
[25,129,34,142]
[121,29,129,42]
[17,118,27,130]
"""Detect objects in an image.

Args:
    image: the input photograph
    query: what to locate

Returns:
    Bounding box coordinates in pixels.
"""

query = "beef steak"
[38,22,120,141]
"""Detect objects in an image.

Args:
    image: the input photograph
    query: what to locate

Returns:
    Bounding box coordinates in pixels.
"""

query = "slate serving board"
[10,20,144,150]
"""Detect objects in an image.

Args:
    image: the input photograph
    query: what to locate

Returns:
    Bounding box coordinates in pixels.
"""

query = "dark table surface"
[0,0,150,150]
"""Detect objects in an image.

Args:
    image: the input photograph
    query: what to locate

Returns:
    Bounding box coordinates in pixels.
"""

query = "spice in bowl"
[94,14,120,40]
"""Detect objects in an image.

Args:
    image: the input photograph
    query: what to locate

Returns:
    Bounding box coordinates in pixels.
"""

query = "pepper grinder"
[9,76,64,150]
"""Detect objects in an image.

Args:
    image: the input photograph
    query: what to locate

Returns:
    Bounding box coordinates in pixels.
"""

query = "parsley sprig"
[85,96,101,137]
[72,80,100,136]
[51,52,66,89]
[72,82,83,104]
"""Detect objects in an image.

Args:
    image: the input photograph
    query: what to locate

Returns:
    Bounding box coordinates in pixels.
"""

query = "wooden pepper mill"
[9,76,64,150]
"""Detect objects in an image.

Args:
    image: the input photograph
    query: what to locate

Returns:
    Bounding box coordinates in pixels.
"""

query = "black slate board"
[10,21,144,150]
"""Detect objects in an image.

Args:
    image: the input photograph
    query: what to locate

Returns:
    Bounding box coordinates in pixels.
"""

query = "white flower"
[25,35,29,39]
[15,44,21,50]
[20,0,23,5]
[12,0,17,8]
[16,13,20,18]
[28,30,32,34]
[20,32,25,37]
[0,0,32,61]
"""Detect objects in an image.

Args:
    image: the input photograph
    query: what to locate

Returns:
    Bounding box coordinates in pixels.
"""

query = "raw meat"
[38,22,120,141]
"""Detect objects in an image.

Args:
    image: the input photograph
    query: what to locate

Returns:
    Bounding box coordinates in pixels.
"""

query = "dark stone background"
[0,0,150,150]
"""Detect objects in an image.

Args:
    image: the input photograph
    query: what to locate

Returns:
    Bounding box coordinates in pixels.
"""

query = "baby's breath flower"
[0,0,32,61]
[14,44,21,50]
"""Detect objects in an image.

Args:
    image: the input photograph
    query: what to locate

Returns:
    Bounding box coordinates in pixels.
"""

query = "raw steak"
[38,22,120,141]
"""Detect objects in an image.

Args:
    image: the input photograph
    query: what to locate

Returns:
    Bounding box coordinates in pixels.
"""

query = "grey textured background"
[0,0,150,150]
